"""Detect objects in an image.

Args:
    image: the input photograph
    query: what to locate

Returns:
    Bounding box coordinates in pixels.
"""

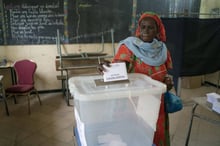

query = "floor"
[0,84,220,146]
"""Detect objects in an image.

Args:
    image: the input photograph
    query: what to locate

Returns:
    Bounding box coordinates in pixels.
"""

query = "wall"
[1,0,219,91]
[200,0,220,18]
[0,43,114,91]
[0,46,5,57]
[204,72,220,86]
[199,0,220,86]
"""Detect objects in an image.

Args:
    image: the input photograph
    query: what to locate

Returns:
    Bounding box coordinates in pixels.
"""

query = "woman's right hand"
[97,60,111,75]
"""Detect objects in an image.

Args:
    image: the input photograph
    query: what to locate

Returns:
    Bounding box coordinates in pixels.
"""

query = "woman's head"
[136,12,166,42]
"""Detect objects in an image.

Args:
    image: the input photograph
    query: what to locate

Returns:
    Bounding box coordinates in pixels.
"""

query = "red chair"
[5,59,42,114]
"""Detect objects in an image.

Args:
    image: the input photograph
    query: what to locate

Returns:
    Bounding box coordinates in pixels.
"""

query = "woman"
[98,12,173,146]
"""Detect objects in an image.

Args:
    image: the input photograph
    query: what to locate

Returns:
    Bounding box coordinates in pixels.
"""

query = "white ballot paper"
[103,62,128,82]
[212,100,220,114]
[206,92,220,114]
[206,92,220,104]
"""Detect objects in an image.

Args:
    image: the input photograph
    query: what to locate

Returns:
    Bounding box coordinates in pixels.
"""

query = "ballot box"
[69,73,166,146]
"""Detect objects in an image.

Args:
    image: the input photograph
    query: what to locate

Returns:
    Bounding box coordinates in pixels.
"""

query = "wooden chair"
[5,59,41,114]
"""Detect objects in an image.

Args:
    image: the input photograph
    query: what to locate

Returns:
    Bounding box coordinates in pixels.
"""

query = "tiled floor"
[0,93,75,146]
[0,84,220,146]
[170,85,220,146]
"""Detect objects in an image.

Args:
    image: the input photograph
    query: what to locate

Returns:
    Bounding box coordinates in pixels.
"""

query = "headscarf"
[135,12,166,42]
[119,37,167,66]
[117,12,167,66]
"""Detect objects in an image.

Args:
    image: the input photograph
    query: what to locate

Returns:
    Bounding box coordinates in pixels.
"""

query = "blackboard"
[0,0,4,44]
[0,0,202,45]
[0,20,3,45]
[0,0,133,45]
[67,0,132,44]
[0,0,64,45]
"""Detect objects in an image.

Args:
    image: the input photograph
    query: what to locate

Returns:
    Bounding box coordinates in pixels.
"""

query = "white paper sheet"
[103,62,128,82]
[98,133,127,146]
[206,92,220,104]
[212,99,220,114]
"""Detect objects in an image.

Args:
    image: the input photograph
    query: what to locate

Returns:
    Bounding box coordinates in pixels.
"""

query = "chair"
[5,59,42,114]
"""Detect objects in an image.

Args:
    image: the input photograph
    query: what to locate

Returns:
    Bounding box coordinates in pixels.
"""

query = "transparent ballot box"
[69,73,166,146]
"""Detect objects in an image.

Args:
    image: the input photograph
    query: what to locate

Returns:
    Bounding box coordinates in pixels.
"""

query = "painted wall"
[0,44,114,91]
[0,47,5,56]
[200,0,220,18]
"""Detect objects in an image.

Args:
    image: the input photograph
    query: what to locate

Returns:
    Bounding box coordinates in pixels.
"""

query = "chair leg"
[0,95,9,116]
[7,94,17,104]
[4,98,9,116]
[37,94,42,105]
[27,95,31,115]
[13,95,17,104]
[34,89,42,105]
[27,90,41,115]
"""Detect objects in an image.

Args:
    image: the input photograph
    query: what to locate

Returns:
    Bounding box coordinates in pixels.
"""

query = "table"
[185,97,220,146]
[0,75,9,116]
[56,56,105,106]
[0,61,16,85]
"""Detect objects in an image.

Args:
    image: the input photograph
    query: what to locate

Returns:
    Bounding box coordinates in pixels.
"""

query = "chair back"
[14,59,37,85]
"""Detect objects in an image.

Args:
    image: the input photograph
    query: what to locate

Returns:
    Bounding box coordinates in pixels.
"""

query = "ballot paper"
[98,133,127,146]
[212,98,220,114]
[206,92,220,104]
[206,92,220,114]
[103,62,128,82]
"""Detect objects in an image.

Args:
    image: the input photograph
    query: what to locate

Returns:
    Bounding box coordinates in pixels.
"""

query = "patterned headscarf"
[135,12,166,42]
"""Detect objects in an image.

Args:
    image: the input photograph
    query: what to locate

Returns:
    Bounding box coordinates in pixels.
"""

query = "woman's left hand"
[164,76,173,91]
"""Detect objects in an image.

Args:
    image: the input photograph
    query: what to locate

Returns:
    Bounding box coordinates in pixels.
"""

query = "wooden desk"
[55,55,108,106]
[185,97,220,146]
[0,75,9,116]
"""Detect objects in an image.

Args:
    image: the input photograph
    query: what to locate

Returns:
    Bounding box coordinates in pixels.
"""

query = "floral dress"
[113,44,173,146]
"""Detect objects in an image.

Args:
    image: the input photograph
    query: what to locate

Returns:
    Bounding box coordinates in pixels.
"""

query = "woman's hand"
[164,76,173,91]
[97,60,111,75]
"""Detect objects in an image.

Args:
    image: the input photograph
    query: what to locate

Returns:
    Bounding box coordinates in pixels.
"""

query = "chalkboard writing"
[0,0,133,45]
[67,0,132,43]
[0,0,205,45]
[2,0,64,45]
[0,0,3,44]
[0,16,3,45]
[0,29,3,44]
